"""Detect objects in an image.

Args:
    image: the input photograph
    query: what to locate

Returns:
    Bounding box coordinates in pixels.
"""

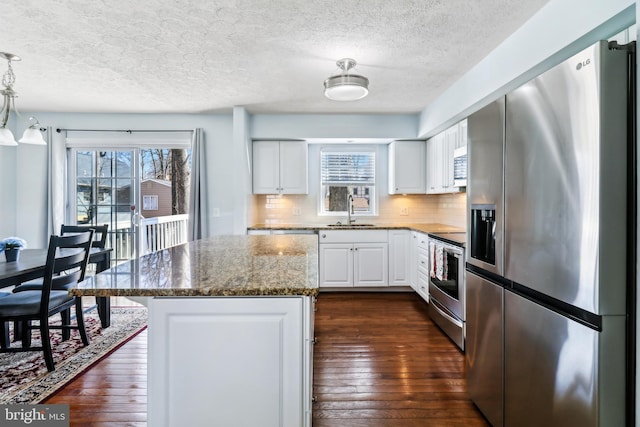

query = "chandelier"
[324,58,369,101]
[0,52,45,146]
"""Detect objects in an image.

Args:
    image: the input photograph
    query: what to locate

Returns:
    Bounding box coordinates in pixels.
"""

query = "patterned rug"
[0,306,147,404]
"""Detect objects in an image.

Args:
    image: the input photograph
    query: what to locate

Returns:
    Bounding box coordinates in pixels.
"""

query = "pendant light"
[0,52,46,146]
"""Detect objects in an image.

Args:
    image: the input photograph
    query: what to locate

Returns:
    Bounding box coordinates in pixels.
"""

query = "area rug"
[0,306,147,404]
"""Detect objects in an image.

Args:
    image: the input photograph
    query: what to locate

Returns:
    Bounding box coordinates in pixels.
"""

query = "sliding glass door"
[70,143,192,264]
[73,149,139,263]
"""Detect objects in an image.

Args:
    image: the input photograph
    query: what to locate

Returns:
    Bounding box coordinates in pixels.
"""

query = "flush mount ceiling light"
[0,52,46,146]
[324,58,369,101]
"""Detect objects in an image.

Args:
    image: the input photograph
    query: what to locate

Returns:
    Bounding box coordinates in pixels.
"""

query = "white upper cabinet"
[426,120,466,194]
[388,140,426,194]
[426,133,445,193]
[253,141,308,194]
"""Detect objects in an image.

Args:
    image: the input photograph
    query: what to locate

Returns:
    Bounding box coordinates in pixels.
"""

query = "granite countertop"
[70,235,319,297]
[248,222,465,234]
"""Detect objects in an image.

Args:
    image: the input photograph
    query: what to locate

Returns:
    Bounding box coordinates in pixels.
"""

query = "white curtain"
[47,127,67,238]
[188,128,207,240]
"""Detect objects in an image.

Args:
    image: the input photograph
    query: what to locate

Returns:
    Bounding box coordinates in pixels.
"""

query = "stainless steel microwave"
[453,146,467,187]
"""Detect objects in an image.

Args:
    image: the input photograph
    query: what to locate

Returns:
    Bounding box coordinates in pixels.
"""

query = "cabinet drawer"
[319,230,388,243]
[416,232,429,250]
[417,270,429,302]
[417,247,429,274]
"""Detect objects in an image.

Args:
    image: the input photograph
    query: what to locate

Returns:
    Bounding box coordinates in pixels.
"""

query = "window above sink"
[319,147,377,217]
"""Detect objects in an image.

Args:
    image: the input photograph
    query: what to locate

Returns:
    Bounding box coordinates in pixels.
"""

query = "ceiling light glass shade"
[0,128,18,146]
[19,126,46,145]
[324,74,369,101]
[324,58,369,101]
[0,52,47,146]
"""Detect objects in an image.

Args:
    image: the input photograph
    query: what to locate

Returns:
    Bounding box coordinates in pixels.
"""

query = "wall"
[0,116,19,238]
[3,112,233,248]
[1,111,422,246]
[418,0,635,137]
[251,143,467,229]
[251,114,419,140]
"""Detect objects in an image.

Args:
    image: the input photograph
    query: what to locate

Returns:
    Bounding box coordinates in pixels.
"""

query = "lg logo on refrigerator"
[576,58,591,70]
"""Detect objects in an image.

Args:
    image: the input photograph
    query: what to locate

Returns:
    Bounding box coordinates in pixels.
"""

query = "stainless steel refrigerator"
[466,40,633,427]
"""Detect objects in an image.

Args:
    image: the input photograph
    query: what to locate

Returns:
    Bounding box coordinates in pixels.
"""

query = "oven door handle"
[429,296,463,328]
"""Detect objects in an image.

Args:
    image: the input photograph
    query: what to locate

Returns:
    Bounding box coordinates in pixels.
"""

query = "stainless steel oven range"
[427,233,465,350]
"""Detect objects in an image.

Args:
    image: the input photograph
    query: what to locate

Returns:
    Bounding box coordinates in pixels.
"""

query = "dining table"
[0,247,114,328]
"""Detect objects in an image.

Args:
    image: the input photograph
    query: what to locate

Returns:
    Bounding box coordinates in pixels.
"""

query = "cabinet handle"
[354,248,358,251]
[350,248,353,251]
[312,396,318,403]
[312,337,318,344]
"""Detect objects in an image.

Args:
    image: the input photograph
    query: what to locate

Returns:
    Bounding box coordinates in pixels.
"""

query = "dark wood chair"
[60,224,109,249]
[0,231,93,371]
[12,224,109,338]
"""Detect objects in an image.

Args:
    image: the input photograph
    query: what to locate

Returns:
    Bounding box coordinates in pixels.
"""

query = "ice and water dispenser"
[470,204,496,265]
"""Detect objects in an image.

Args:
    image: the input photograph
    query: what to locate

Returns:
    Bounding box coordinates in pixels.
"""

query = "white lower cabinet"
[148,296,314,427]
[354,243,388,287]
[415,232,430,302]
[319,243,354,287]
[389,230,410,286]
[319,230,388,288]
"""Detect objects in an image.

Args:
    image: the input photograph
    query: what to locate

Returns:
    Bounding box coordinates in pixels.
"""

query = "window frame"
[143,195,159,211]
[318,145,378,217]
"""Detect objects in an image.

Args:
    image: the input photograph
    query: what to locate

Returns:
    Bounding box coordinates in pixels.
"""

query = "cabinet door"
[319,243,353,287]
[457,119,468,149]
[443,127,458,190]
[354,243,388,287]
[416,269,429,302]
[253,141,280,194]
[426,134,444,194]
[279,141,308,194]
[388,141,426,194]
[148,297,305,427]
[388,230,410,286]
[409,232,419,290]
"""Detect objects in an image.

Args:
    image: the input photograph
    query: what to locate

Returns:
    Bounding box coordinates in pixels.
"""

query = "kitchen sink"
[327,223,376,227]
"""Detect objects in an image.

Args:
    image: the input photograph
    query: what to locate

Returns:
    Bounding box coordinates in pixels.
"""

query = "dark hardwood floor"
[313,292,489,427]
[44,292,489,426]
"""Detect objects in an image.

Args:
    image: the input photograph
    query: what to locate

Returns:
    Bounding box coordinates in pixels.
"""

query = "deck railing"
[139,214,189,256]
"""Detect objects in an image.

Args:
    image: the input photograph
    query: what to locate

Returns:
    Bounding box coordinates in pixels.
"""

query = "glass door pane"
[75,149,138,263]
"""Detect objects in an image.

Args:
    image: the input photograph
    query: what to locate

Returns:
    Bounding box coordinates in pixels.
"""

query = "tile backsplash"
[252,192,467,229]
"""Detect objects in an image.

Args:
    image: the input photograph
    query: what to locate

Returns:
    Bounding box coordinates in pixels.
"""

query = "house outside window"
[143,195,159,211]
[320,148,376,216]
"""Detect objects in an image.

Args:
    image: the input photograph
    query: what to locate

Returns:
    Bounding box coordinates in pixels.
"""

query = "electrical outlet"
[293,207,301,216]
[400,207,409,216]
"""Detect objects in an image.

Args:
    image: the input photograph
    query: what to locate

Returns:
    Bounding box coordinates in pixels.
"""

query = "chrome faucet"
[347,194,354,225]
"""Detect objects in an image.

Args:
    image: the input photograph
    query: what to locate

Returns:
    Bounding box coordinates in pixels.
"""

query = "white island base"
[146,296,315,427]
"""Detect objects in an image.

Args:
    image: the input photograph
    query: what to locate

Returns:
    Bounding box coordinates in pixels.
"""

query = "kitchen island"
[71,235,319,427]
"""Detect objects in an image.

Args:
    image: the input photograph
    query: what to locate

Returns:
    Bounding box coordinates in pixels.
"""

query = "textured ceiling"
[2,0,549,114]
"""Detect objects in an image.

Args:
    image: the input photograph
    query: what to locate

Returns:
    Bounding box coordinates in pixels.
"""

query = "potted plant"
[0,237,27,262]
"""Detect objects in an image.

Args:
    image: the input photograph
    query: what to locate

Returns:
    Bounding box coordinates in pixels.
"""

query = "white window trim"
[143,195,159,211]
[318,145,378,217]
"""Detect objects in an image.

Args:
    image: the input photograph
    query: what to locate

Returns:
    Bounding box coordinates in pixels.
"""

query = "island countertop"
[71,235,319,297]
